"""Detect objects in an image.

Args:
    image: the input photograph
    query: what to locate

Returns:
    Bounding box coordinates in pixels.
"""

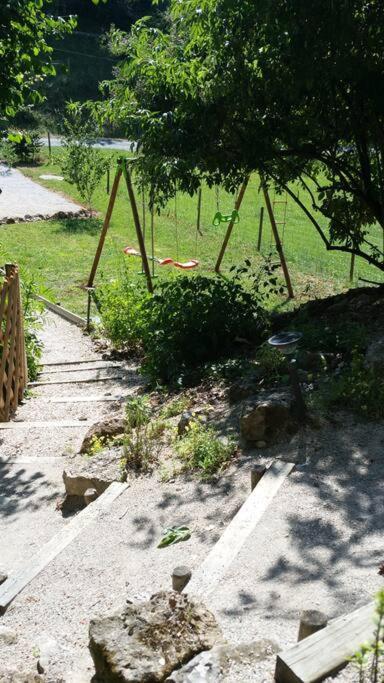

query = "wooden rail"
[0,264,28,422]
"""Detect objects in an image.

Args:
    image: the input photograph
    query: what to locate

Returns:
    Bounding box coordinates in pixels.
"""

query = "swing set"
[86,157,294,328]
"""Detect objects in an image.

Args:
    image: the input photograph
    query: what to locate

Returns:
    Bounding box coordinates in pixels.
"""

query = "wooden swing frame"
[214,176,294,299]
[88,157,153,293]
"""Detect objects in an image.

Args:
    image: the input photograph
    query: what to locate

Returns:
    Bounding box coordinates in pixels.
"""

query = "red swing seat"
[123,247,199,269]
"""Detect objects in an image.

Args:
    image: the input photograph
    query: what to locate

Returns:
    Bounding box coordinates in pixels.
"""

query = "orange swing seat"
[123,247,199,269]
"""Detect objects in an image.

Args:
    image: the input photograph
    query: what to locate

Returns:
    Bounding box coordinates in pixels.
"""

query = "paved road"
[44,135,136,152]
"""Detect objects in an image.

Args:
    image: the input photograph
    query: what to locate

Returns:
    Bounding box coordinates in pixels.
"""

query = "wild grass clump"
[175,419,236,478]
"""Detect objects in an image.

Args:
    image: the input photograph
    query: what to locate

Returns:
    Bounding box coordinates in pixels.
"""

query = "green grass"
[1,148,382,316]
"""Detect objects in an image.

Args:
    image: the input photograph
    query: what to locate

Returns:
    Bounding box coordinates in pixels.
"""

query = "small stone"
[0,625,18,644]
[84,488,98,505]
[177,411,193,436]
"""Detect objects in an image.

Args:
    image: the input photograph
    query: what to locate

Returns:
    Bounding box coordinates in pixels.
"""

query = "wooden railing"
[0,264,28,422]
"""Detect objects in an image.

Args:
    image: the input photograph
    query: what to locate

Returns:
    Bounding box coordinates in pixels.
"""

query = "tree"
[99,0,384,273]
[0,0,75,125]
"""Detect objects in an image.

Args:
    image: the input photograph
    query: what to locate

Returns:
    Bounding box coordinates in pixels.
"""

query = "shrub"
[175,420,235,478]
[141,274,268,385]
[21,274,45,382]
[8,130,43,164]
[96,276,149,352]
[60,106,110,208]
[315,351,384,419]
[123,396,154,472]
[0,140,18,167]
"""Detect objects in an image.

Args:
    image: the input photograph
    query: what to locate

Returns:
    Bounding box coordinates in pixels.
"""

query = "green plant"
[157,526,191,548]
[9,130,43,164]
[255,344,286,382]
[141,274,268,385]
[160,395,192,418]
[294,318,367,356]
[0,140,18,167]
[351,590,384,682]
[20,273,45,382]
[96,273,149,351]
[60,106,111,209]
[123,396,154,472]
[315,351,384,419]
[175,419,235,477]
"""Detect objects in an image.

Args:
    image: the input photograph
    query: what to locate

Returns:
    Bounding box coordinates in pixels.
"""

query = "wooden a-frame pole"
[87,165,122,288]
[262,179,294,299]
[122,161,153,294]
[87,158,153,294]
[215,177,249,273]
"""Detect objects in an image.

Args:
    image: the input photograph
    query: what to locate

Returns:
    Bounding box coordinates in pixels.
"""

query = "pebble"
[0,626,18,645]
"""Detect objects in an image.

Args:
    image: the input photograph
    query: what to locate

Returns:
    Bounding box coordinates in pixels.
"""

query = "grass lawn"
[1,148,382,316]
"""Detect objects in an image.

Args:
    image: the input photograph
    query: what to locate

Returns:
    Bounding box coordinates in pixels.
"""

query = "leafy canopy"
[0,0,75,123]
[99,0,384,272]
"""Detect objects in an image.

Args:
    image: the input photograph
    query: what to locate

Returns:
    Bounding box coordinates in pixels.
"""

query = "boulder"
[89,591,222,682]
[80,416,125,454]
[63,469,112,498]
[240,392,293,444]
[365,338,384,376]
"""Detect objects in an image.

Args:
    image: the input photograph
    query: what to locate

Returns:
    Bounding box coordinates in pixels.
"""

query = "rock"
[166,648,222,682]
[240,392,294,444]
[84,488,98,505]
[63,469,112,498]
[80,416,125,454]
[0,569,8,585]
[365,338,384,376]
[177,411,193,436]
[0,626,17,645]
[89,591,222,682]
[35,635,66,675]
[0,673,43,682]
[166,639,280,682]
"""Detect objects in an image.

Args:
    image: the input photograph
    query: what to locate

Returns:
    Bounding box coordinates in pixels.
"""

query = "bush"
[175,420,235,477]
[21,275,45,382]
[96,276,149,352]
[351,590,384,682]
[60,106,110,208]
[8,130,43,164]
[315,351,384,419]
[141,275,268,385]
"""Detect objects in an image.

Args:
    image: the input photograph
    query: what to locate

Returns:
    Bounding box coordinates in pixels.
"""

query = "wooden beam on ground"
[187,460,295,597]
[35,296,86,327]
[0,420,91,429]
[38,364,122,375]
[40,359,105,366]
[42,394,128,404]
[0,481,128,615]
[275,602,376,683]
[29,374,124,387]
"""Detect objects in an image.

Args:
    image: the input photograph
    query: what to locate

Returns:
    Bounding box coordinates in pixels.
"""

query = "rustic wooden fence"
[0,264,28,422]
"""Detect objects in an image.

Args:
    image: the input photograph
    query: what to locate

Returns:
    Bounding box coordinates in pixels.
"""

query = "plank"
[35,295,86,327]
[29,374,124,387]
[0,456,63,464]
[38,364,122,375]
[0,481,128,614]
[42,394,127,404]
[275,602,376,683]
[0,420,90,429]
[40,359,103,366]
[187,460,295,597]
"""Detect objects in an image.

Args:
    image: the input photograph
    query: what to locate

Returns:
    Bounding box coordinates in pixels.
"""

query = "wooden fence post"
[0,264,28,422]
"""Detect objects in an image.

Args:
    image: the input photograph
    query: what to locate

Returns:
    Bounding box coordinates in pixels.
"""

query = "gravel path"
[0,167,85,222]
[0,314,382,682]
[0,312,141,574]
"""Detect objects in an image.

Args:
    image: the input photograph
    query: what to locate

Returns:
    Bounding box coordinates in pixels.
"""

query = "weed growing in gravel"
[175,420,235,478]
[123,396,153,472]
[160,395,192,418]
